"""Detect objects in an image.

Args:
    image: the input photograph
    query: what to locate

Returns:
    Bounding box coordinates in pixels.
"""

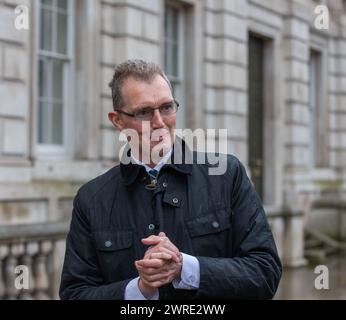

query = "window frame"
[36,0,75,158]
[308,35,329,168]
[164,0,186,129]
[309,49,320,167]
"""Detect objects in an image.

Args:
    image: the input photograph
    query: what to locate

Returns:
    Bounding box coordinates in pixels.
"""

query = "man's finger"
[144,246,180,262]
[141,271,175,283]
[136,258,166,268]
[137,266,168,277]
[149,243,181,262]
[143,236,179,253]
[136,265,157,276]
[147,252,172,261]
[141,236,165,245]
[139,271,174,287]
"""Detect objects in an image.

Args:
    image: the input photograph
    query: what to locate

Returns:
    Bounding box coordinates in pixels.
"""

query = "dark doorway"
[248,34,265,199]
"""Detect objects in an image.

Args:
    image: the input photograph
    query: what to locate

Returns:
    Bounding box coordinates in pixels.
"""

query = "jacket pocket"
[93,230,133,251]
[186,207,231,237]
[92,230,135,282]
[185,207,232,257]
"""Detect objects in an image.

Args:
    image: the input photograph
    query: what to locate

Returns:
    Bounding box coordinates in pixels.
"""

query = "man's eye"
[160,104,173,111]
[136,108,152,117]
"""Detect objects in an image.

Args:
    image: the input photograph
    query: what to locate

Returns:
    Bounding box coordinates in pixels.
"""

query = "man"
[60,59,282,300]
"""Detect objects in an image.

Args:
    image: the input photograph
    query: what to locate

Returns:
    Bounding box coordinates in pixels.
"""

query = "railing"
[0,222,68,300]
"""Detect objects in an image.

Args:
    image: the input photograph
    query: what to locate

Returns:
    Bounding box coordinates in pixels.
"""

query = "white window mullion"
[177,5,185,105]
[52,0,57,53]
[65,0,75,154]
[62,62,69,148]
[47,59,53,144]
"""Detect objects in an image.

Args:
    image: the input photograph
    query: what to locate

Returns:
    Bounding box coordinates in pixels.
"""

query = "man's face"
[108,74,176,164]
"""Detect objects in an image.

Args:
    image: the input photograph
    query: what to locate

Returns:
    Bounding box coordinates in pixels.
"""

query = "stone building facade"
[0,0,346,298]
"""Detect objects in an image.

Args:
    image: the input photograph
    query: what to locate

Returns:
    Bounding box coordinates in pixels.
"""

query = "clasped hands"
[135,232,183,298]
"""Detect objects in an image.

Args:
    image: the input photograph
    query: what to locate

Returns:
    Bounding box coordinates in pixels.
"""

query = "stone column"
[282,0,311,267]
[204,0,249,164]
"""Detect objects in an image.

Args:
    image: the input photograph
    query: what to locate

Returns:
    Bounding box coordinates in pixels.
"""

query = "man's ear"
[108,111,125,131]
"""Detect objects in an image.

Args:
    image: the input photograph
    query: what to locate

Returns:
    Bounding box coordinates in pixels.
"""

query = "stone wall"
[0,0,345,275]
[0,0,30,162]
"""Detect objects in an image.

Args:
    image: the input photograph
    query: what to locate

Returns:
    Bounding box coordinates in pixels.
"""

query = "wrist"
[174,262,183,281]
[138,279,157,299]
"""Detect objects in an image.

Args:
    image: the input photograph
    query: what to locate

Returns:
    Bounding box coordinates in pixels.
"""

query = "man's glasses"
[116,100,179,121]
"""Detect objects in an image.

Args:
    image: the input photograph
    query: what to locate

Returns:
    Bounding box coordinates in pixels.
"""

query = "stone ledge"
[0,221,68,244]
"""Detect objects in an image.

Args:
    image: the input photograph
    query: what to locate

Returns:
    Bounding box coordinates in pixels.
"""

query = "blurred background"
[0,0,345,299]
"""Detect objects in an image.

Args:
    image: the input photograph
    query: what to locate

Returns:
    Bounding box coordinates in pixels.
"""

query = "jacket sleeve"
[195,158,282,299]
[59,194,132,300]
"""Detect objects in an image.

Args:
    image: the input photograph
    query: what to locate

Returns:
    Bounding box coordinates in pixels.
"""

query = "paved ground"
[274,254,346,299]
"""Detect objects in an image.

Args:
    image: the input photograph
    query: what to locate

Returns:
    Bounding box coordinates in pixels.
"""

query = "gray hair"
[108,59,172,110]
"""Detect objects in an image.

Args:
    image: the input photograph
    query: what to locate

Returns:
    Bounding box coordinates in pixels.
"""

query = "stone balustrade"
[0,222,68,300]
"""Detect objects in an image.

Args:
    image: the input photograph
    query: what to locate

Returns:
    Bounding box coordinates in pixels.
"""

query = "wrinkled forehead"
[121,75,173,108]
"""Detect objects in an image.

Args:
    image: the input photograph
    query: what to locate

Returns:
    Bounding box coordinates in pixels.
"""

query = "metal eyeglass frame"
[115,99,179,121]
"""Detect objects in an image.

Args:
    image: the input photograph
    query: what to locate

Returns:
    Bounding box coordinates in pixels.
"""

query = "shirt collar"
[131,149,173,174]
[120,137,192,186]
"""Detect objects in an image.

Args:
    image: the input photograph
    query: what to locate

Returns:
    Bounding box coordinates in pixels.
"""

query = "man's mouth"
[150,129,169,143]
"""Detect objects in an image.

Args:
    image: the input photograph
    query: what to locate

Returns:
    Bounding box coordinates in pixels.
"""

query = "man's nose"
[151,109,165,128]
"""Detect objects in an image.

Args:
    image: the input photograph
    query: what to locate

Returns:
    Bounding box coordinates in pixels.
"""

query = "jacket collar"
[120,137,192,186]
